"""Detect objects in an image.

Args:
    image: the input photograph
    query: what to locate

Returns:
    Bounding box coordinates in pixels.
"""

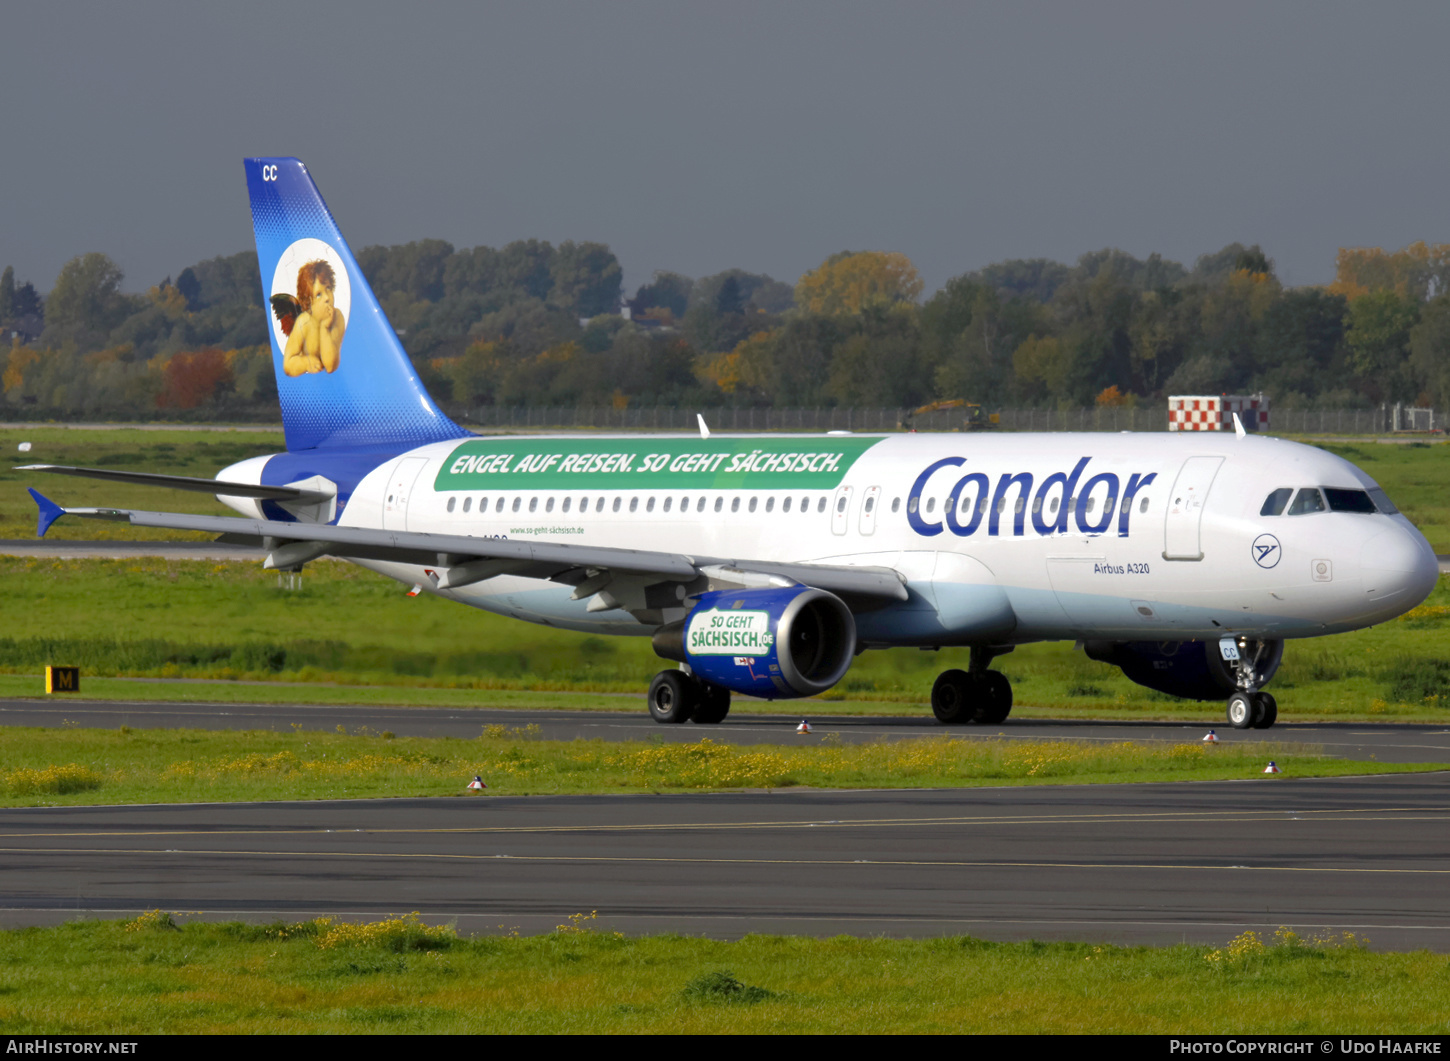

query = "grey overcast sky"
[2,2,1447,298]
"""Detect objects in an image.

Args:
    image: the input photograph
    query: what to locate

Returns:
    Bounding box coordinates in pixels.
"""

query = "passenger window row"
[905,494,1151,517]
[442,494,837,515]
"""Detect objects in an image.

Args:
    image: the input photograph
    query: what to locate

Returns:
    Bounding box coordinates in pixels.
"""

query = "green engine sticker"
[686,608,774,656]
[435,437,882,492]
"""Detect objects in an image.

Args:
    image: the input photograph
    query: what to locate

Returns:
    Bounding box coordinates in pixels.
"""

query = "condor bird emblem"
[1252,533,1281,569]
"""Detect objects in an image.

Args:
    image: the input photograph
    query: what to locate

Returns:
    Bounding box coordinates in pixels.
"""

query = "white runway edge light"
[1263,762,1280,774]
[796,720,812,734]
[1203,730,1219,743]
[467,776,486,791]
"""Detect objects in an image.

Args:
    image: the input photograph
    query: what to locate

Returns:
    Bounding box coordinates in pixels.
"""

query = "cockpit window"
[1286,488,1326,515]
[1260,488,1292,516]
[1368,487,1399,515]
[1323,488,1377,514]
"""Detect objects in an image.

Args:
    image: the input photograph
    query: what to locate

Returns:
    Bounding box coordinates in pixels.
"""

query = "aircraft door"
[831,485,854,535]
[858,486,881,535]
[383,457,429,531]
[1162,456,1224,561]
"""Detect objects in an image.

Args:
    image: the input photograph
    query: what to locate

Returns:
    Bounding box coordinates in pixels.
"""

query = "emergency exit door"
[383,457,428,531]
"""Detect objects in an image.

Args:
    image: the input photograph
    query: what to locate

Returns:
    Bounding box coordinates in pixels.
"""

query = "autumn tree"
[973,258,1071,303]
[923,278,1047,405]
[175,252,263,311]
[1345,289,1420,400]
[157,348,233,409]
[1250,289,1348,405]
[355,239,454,303]
[698,330,776,398]
[548,241,622,317]
[44,253,135,345]
[1409,295,1450,407]
[1012,335,1071,402]
[1330,242,1450,302]
[794,251,923,316]
[630,271,693,318]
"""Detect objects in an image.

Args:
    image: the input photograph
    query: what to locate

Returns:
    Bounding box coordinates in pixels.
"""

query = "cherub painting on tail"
[271,260,346,376]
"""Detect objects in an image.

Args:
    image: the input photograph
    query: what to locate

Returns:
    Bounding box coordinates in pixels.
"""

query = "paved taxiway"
[1,773,1447,949]
[5,698,1450,763]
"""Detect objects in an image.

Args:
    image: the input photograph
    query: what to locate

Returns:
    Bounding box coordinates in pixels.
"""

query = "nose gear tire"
[1227,691,1260,730]
[1250,691,1277,729]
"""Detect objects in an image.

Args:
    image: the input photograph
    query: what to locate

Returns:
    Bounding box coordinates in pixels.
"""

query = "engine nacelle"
[1083,639,1283,701]
[652,586,856,699]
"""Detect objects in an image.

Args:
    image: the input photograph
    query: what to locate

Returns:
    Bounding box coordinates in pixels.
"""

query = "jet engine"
[1083,639,1283,701]
[652,586,856,699]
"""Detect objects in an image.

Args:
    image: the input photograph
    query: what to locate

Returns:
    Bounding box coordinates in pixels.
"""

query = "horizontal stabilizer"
[28,489,65,539]
[18,464,333,503]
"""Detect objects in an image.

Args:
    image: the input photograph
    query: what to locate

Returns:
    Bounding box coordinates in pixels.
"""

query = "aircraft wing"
[28,492,908,608]
[19,464,332,503]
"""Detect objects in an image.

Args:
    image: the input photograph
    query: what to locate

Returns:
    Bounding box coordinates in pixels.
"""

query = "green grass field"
[2,916,1444,1033]
[0,426,283,540]
[2,724,1433,807]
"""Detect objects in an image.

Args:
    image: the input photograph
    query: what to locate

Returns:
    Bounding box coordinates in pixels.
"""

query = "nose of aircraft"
[1359,524,1439,608]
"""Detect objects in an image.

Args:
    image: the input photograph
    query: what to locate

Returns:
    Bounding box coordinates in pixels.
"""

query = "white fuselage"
[220,432,1439,647]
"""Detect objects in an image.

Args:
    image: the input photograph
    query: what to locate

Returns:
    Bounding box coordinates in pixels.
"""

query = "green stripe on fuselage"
[435,437,884,492]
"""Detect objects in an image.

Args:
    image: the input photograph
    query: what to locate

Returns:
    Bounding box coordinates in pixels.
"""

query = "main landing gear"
[647,670,732,725]
[930,646,1013,725]
[1224,638,1281,730]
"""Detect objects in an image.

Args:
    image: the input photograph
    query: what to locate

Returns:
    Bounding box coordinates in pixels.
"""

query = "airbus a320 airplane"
[25,158,1440,729]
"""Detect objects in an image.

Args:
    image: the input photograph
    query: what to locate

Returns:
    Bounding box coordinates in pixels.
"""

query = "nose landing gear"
[1223,638,1281,729]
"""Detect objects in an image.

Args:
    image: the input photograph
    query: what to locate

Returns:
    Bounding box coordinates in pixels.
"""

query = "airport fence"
[450,405,1440,435]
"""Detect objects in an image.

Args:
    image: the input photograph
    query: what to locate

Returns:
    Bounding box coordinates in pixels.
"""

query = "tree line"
[3,235,1450,419]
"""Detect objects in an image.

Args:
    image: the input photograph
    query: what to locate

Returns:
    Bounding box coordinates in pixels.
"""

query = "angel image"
[271,260,346,376]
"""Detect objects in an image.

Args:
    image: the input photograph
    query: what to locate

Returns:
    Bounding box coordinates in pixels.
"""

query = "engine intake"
[653,586,856,699]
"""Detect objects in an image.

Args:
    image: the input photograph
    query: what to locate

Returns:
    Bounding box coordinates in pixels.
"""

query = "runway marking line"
[0,806,1443,841]
[2,846,1448,876]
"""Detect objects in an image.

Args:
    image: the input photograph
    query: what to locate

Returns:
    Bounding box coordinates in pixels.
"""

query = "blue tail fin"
[245,158,468,452]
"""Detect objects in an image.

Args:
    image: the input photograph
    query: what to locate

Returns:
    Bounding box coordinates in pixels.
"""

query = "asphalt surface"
[1,774,1446,948]
[5,697,1450,764]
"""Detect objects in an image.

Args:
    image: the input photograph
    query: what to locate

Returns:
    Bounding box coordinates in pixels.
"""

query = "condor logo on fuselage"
[906,457,1157,539]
